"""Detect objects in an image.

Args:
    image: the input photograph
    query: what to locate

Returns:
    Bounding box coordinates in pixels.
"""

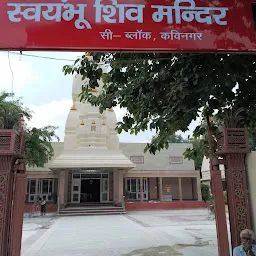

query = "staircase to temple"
[57,203,126,216]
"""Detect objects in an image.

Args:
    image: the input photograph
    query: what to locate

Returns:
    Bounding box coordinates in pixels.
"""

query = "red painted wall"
[125,201,208,210]
[24,203,57,213]
[24,202,208,212]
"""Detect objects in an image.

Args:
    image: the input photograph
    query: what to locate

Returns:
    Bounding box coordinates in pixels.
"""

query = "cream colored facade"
[201,156,225,187]
[25,64,202,209]
[245,152,256,233]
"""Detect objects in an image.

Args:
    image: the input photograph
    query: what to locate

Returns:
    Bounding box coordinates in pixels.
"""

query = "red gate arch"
[0,0,255,255]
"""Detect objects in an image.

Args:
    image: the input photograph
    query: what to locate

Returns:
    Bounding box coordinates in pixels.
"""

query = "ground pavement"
[21,209,226,256]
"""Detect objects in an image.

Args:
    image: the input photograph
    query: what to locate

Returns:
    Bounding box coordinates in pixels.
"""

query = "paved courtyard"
[21,209,226,256]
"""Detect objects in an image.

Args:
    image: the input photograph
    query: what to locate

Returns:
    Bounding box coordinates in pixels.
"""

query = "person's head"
[240,229,255,250]
[38,197,42,200]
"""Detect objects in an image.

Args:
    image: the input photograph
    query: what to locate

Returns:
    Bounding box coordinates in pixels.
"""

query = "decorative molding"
[0,117,27,255]
[0,172,9,253]
[225,154,251,247]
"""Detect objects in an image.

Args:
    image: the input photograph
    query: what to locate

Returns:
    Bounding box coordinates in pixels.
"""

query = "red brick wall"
[24,203,57,213]
[125,201,208,210]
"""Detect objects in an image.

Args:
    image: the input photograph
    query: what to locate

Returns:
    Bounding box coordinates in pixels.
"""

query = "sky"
[0,51,197,142]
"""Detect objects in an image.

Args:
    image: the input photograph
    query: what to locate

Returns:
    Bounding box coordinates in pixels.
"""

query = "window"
[26,179,56,203]
[42,180,49,193]
[169,156,183,164]
[126,178,148,200]
[73,174,80,179]
[27,179,36,194]
[91,125,96,132]
[73,186,79,192]
[130,156,144,164]
[81,174,101,179]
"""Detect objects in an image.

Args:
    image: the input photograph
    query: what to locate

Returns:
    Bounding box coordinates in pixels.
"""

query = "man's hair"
[240,229,256,240]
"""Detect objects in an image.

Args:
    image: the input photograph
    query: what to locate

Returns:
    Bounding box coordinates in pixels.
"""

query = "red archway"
[0,0,255,255]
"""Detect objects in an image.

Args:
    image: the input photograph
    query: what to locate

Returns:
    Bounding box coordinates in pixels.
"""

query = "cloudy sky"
[0,51,196,142]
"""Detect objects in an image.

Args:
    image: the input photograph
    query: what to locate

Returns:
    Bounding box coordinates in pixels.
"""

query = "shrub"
[201,183,212,202]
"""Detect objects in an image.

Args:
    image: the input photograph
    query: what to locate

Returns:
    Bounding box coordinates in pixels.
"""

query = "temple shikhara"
[25,66,204,214]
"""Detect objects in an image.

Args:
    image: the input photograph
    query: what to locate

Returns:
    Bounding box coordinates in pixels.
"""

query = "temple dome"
[49,62,134,170]
[105,108,118,130]
[72,74,88,102]
[65,106,79,132]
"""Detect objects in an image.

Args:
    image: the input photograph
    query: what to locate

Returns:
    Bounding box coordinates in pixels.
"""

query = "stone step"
[59,209,124,214]
[58,203,125,216]
[57,211,126,217]
[66,203,115,207]
[60,207,123,211]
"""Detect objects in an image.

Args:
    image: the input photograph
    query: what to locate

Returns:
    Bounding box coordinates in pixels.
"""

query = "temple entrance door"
[71,173,81,203]
[81,179,100,202]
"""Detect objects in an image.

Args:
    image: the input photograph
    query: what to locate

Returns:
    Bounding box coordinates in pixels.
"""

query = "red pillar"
[225,154,251,248]
[0,169,13,256]
[0,117,26,256]
[10,172,27,256]
[217,128,251,250]
[210,157,230,256]
[207,116,230,256]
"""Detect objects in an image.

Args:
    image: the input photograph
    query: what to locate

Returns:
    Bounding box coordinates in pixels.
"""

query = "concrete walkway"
[21,209,222,256]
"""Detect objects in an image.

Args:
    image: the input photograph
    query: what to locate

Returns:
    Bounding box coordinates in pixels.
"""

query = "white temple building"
[25,63,204,214]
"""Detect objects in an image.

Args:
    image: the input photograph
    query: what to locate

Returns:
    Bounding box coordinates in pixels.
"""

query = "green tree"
[0,92,59,167]
[0,92,32,129]
[63,53,256,154]
[184,108,256,170]
[168,134,187,143]
[184,137,207,170]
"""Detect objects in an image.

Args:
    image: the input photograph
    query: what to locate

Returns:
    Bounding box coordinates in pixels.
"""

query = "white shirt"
[39,199,46,206]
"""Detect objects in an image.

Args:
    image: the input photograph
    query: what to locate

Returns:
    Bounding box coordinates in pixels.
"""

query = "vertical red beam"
[210,158,230,256]
[0,118,26,256]
[217,128,251,250]
[10,172,27,256]
[0,165,13,256]
[206,115,230,256]
[225,153,251,248]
